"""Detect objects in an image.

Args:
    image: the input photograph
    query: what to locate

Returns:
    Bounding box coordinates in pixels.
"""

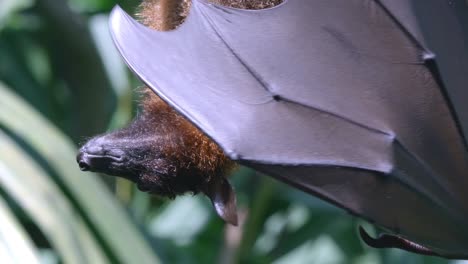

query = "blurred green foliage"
[0,0,465,263]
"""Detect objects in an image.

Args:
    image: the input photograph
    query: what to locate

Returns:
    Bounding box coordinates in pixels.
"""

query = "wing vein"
[392,141,468,223]
[198,4,393,138]
[374,0,468,165]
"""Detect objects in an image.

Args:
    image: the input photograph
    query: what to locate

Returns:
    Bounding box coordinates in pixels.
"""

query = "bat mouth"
[136,182,151,192]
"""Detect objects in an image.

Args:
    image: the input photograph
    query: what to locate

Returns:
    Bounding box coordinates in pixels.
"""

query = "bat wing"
[109,0,468,256]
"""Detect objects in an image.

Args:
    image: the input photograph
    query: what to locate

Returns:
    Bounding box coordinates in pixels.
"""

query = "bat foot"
[358,226,441,257]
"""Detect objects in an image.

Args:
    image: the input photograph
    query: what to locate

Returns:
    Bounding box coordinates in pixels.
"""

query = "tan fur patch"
[210,0,283,9]
[136,0,191,30]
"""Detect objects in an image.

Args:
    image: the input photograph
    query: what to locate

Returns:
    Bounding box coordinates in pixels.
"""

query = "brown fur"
[138,89,234,193]
[137,0,283,30]
[137,0,191,31]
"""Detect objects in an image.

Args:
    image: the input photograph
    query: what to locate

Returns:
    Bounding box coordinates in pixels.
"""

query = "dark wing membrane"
[380,0,468,141]
[109,0,468,256]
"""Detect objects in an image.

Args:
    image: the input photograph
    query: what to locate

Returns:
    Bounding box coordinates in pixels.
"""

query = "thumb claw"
[204,178,238,226]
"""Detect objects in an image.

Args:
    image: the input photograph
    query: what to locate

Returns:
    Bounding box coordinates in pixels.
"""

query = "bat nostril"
[78,161,90,171]
[76,152,91,171]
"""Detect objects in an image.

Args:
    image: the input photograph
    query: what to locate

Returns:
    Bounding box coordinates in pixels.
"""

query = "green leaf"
[0,0,34,29]
[0,196,41,264]
[273,236,345,264]
[0,130,108,264]
[0,82,160,264]
[67,0,114,13]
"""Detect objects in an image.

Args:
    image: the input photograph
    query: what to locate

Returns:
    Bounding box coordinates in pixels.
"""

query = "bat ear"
[204,178,238,226]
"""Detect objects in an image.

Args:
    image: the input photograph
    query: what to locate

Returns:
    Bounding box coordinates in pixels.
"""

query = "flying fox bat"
[77,0,468,259]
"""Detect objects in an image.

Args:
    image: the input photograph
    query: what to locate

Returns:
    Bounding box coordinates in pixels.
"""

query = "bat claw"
[358,226,441,257]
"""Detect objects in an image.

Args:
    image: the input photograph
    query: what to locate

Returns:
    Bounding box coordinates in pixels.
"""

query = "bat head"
[77,89,238,225]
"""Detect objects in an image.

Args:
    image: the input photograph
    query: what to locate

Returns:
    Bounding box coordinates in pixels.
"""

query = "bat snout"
[76,141,126,173]
[76,152,91,171]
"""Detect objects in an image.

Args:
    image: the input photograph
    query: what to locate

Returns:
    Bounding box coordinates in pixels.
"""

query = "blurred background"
[0,0,466,263]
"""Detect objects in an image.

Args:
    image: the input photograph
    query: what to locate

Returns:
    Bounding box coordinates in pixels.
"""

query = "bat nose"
[76,152,91,171]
